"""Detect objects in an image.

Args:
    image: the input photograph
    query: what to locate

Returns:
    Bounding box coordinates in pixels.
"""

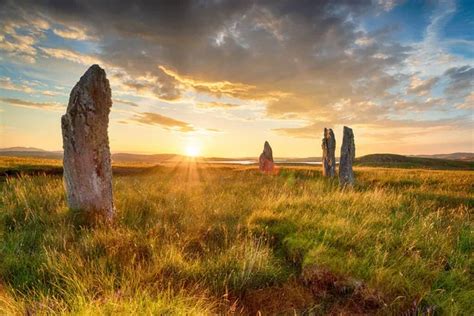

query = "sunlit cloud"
[121,112,196,132]
[0,97,63,111]
[196,101,241,109]
[456,92,474,110]
[52,25,97,41]
[39,47,100,65]
[113,98,140,107]
[0,77,60,96]
[407,76,440,97]
[159,66,284,101]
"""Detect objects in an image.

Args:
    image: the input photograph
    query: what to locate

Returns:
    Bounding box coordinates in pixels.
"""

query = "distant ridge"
[0,147,48,152]
[112,153,179,163]
[0,147,62,159]
[0,148,473,170]
[355,154,473,170]
[412,152,474,161]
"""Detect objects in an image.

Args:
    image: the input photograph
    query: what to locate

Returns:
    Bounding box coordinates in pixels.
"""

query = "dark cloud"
[0,0,407,105]
[443,65,474,97]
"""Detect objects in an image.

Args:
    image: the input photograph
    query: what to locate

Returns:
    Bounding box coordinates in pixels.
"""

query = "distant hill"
[0,147,62,159]
[1,148,473,170]
[355,154,473,170]
[412,152,474,161]
[112,153,179,163]
[0,147,48,152]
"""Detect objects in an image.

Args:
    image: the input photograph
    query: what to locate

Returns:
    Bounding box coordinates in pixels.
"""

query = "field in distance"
[0,157,472,314]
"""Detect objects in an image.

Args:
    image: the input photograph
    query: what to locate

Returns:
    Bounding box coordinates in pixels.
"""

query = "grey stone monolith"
[322,128,336,177]
[61,64,114,219]
[339,126,355,187]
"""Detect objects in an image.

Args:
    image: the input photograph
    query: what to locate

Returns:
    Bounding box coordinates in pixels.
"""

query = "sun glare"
[185,144,200,157]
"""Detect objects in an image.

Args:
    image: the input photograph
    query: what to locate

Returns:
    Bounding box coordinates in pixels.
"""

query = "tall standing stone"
[259,141,274,172]
[339,126,355,187]
[61,64,114,220]
[321,128,336,177]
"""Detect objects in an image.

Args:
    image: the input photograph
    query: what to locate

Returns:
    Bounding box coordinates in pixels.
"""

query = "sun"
[185,144,200,157]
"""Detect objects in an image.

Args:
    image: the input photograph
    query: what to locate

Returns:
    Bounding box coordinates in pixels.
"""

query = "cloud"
[123,112,196,132]
[456,92,474,110]
[39,47,100,65]
[389,97,444,113]
[159,66,281,101]
[196,101,241,109]
[117,68,182,101]
[407,76,440,96]
[11,0,402,111]
[0,27,39,63]
[0,77,59,96]
[0,97,63,111]
[0,2,50,63]
[52,25,96,41]
[274,116,469,141]
[273,121,327,138]
[1,0,472,145]
[443,65,474,97]
[113,98,139,107]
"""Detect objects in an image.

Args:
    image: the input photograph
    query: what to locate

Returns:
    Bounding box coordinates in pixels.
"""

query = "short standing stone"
[259,141,274,172]
[339,126,355,187]
[322,128,336,177]
[61,64,114,219]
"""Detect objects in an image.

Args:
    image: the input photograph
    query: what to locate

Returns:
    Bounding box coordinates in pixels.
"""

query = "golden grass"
[0,158,472,314]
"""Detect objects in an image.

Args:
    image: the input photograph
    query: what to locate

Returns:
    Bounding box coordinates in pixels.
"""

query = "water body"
[206,160,324,165]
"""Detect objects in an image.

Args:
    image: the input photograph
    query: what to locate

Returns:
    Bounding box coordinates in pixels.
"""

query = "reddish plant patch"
[237,265,385,315]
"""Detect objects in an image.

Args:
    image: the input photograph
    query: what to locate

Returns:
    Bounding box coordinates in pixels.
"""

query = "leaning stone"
[321,128,336,177]
[339,126,355,187]
[61,64,114,220]
[259,141,274,172]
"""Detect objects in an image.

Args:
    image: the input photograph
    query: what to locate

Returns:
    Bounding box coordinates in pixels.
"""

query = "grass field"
[0,157,472,314]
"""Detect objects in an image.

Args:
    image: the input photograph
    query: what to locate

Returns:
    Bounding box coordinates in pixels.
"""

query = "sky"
[0,0,473,158]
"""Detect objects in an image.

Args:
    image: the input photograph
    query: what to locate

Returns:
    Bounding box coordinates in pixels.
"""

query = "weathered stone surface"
[339,126,355,187]
[259,141,274,172]
[61,64,114,219]
[322,128,336,177]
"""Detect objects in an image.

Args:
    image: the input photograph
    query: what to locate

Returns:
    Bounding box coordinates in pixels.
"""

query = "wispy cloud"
[0,97,63,111]
[122,112,196,132]
[39,47,100,65]
[0,77,60,96]
[52,25,96,41]
[407,76,440,96]
[443,65,474,97]
[113,98,140,107]
[196,101,241,109]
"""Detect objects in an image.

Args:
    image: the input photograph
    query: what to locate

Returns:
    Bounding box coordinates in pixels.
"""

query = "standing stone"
[61,64,114,220]
[339,126,355,187]
[259,141,274,172]
[321,128,336,177]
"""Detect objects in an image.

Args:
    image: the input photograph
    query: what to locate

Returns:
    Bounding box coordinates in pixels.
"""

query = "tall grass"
[0,163,472,314]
